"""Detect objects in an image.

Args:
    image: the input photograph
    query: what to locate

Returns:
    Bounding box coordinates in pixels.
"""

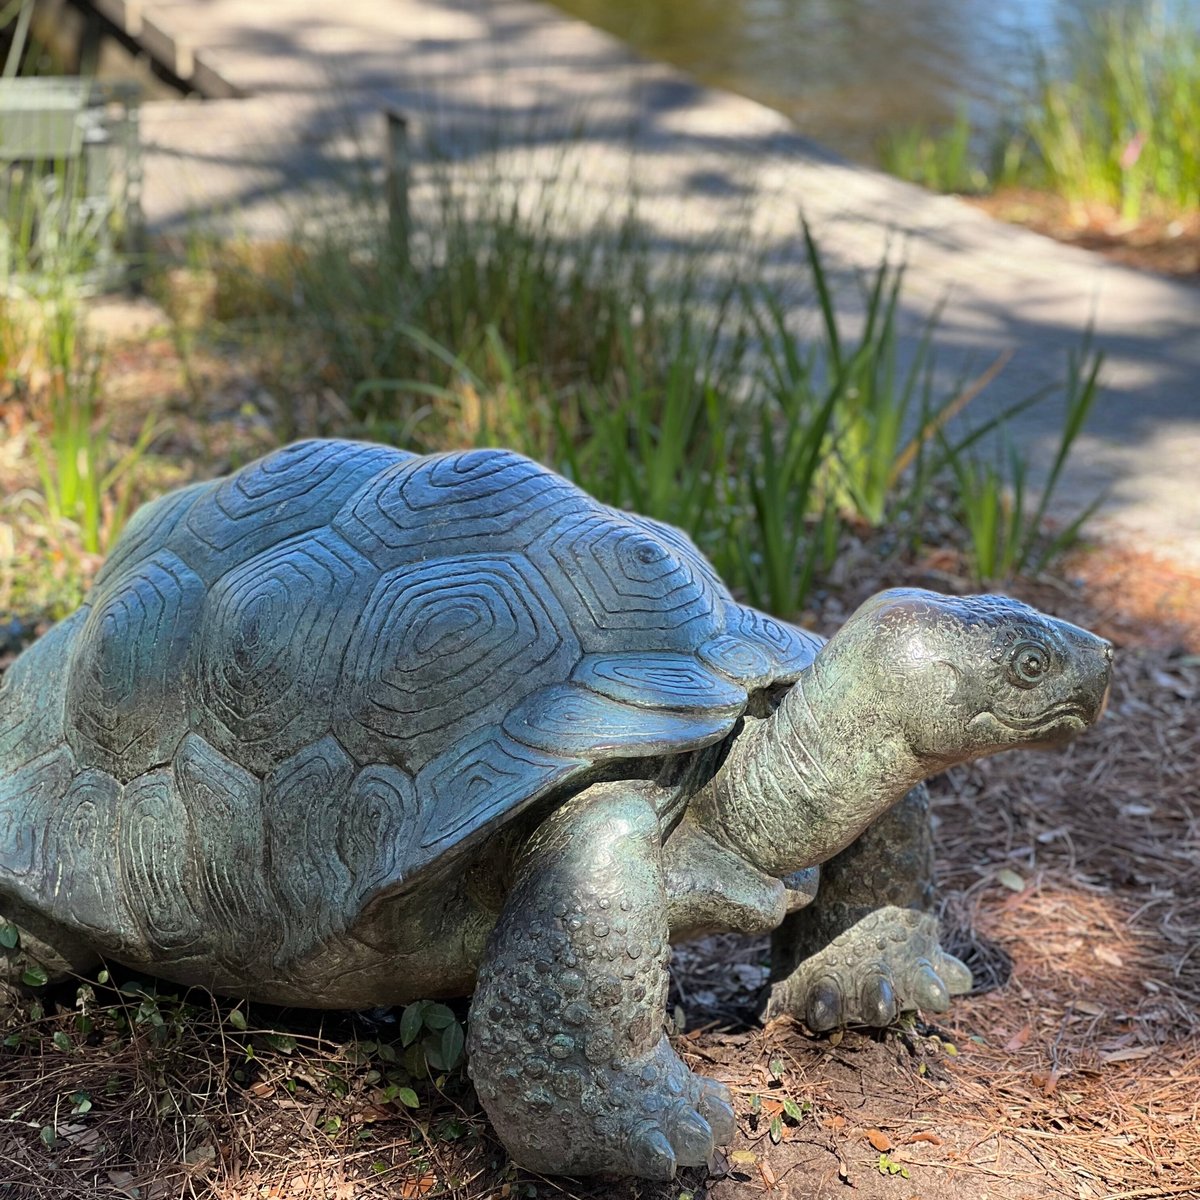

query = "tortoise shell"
[0,442,820,974]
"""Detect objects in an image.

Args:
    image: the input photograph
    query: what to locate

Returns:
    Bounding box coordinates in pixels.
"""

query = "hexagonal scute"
[172,734,279,973]
[528,508,724,654]
[0,744,77,897]
[335,554,581,770]
[262,736,358,965]
[43,769,141,954]
[178,439,405,583]
[118,768,207,963]
[411,726,582,880]
[66,551,205,782]
[332,448,580,569]
[190,530,377,777]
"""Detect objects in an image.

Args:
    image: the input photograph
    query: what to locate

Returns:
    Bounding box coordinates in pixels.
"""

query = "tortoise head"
[828,588,1113,767]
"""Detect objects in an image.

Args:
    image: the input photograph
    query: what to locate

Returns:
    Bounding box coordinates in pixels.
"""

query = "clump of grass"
[1027,6,1200,221]
[878,109,990,195]
[879,6,1200,222]
[948,335,1105,584]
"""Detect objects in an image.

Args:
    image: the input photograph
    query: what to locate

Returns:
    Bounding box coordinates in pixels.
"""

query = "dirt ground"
[1,334,1198,1200]
[969,190,1200,284]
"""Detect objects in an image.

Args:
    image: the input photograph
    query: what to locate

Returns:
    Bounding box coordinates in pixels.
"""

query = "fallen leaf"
[758,1159,778,1188]
[249,1081,273,1098]
[1004,1025,1032,1051]
[399,1174,437,1198]
[822,1115,847,1131]
[1100,1046,1157,1064]
[1093,945,1125,968]
[866,1128,892,1152]
[729,1149,757,1166]
[997,868,1026,892]
[908,1130,943,1145]
[827,1029,844,1047]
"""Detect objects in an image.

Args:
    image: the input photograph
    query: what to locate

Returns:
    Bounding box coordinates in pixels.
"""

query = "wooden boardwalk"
[82,0,1200,563]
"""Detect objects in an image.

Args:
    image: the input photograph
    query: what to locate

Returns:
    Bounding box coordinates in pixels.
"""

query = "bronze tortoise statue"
[0,441,1112,1177]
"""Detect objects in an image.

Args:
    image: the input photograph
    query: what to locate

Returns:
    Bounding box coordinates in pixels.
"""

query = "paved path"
[94,0,1199,564]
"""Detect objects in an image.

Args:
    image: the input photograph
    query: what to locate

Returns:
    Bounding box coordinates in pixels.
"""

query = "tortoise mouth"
[981,701,1092,735]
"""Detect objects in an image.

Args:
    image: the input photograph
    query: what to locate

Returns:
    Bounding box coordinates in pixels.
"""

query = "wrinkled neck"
[693,660,924,878]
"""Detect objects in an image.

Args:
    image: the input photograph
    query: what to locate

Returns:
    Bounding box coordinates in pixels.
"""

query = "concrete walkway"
[94,0,1198,565]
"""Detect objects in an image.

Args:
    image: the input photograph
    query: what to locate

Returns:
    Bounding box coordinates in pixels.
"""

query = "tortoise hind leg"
[766,785,972,1030]
[467,780,735,1179]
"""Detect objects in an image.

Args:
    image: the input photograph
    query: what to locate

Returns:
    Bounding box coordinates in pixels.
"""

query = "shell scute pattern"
[331,448,578,567]
[67,551,205,782]
[412,727,584,867]
[0,745,77,891]
[173,733,278,972]
[529,509,724,653]
[334,553,581,769]
[191,528,378,776]
[89,480,211,600]
[118,768,205,960]
[180,439,406,583]
[263,736,359,965]
[45,770,140,952]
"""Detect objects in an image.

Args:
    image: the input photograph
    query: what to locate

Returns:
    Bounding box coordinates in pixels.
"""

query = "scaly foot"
[767,906,972,1031]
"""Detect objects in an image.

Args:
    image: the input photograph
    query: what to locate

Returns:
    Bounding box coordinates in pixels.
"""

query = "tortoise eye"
[1008,641,1050,687]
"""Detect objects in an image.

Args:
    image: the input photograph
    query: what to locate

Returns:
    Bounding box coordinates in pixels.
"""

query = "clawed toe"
[806,976,843,1031]
[629,1125,678,1180]
[937,951,974,995]
[693,1079,736,1144]
[909,960,950,1011]
[859,971,897,1025]
[666,1103,715,1165]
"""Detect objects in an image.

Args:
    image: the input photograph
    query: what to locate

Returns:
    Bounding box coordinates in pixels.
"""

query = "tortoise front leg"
[467,780,735,1179]
[766,785,972,1029]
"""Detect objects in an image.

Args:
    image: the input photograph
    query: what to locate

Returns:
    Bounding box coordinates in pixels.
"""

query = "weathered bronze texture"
[0,441,1113,1178]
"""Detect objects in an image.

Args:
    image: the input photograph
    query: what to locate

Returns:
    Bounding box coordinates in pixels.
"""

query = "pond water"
[548,0,1197,164]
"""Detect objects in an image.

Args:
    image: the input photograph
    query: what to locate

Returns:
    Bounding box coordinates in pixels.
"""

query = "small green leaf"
[372,1161,388,1175]
[52,1031,72,1053]
[422,1003,456,1031]
[265,1033,295,1054]
[440,1021,465,1069]
[769,1114,783,1144]
[768,1056,784,1079]
[323,1115,342,1135]
[782,1097,806,1121]
[750,1093,762,1113]
[0,923,19,949]
[96,969,110,985]
[227,1007,248,1031]
[422,1030,448,1072]
[399,1002,425,1047]
[21,965,48,988]
[997,868,1026,893]
[39,1126,56,1149]
[70,1092,92,1115]
[396,1086,419,1108]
